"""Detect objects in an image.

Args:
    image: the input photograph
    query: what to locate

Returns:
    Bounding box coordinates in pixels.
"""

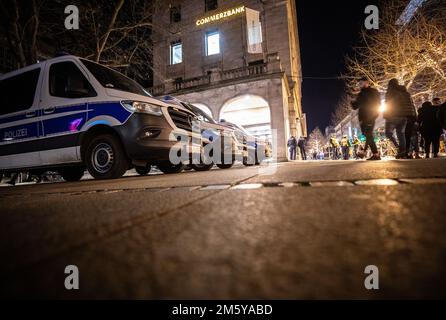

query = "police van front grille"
[168,108,196,132]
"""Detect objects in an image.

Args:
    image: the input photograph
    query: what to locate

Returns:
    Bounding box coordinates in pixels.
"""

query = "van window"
[49,61,97,98]
[80,59,151,97]
[0,68,40,115]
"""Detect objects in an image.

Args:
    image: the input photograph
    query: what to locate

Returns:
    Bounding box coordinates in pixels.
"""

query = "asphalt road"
[1,159,446,299]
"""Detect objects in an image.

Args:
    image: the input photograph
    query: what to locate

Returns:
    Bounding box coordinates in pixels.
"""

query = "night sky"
[296,0,380,133]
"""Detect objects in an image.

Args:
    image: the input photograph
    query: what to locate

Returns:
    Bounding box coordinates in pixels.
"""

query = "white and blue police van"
[0,55,200,181]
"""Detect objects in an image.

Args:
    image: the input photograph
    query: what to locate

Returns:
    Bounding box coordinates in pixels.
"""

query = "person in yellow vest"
[352,135,361,159]
[329,135,340,160]
[340,135,351,160]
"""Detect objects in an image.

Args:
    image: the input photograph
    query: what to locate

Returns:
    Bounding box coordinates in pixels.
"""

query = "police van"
[0,55,200,181]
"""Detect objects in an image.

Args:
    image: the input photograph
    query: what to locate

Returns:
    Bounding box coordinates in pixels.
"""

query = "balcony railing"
[221,63,268,81]
[175,74,211,91]
[148,62,272,96]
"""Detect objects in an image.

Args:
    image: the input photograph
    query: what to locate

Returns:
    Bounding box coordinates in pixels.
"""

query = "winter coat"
[384,85,416,119]
[287,137,297,148]
[351,87,380,124]
[329,138,340,148]
[418,104,443,136]
[340,138,351,147]
[297,138,306,148]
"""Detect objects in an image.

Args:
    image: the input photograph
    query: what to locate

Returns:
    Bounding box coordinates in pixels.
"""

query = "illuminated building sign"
[196,6,245,26]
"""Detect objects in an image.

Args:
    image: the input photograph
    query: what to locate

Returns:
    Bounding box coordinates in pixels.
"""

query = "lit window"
[170,42,182,65]
[206,31,220,56]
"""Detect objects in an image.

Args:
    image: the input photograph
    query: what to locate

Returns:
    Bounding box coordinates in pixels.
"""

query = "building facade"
[149,0,306,161]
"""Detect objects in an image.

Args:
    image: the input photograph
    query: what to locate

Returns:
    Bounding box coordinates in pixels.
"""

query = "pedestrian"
[352,135,361,159]
[405,100,419,159]
[408,120,422,159]
[287,135,297,160]
[351,77,381,160]
[384,79,415,159]
[298,136,307,160]
[437,98,446,131]
[329,135,340,160]
[418,101,443,158]
[340,135,351,160]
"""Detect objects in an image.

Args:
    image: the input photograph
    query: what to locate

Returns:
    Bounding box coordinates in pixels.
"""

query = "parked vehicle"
[218,120,266,166]
[0,55,200,181]
[161,96,238,171]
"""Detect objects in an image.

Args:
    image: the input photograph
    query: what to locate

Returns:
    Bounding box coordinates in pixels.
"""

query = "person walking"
[287,136,297,160]
[418,101,443,158]
[408,120,422,159]
[351,77,381,160]
[298,136,307,160]
[405,100,419,159]
[329,135,340,160]
[352,135,361,159]
[436,98,446,131]
[384,79,415,159]
[340,135,351,160]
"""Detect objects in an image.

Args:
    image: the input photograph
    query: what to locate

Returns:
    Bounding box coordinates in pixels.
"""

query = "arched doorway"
[219,95,272,140]
[192,103,213,118]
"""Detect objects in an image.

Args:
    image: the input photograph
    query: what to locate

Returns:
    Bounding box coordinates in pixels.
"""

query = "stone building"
[149,0,306,161]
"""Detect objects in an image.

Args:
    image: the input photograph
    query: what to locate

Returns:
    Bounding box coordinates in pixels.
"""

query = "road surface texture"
[1,159,446,299]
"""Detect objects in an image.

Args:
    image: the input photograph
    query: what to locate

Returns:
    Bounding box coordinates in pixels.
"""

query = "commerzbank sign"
[196,6,245,26]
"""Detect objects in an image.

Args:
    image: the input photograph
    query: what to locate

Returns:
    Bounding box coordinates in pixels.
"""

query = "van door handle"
[43,107,55,114]
[25,111,36,118]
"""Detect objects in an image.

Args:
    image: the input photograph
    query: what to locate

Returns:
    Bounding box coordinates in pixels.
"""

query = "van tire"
[216,163,234,169]
[85,134,129,180]
[60,167,85,182]
[135,164,151,176]
[157,162,184,174]
[191,163,214,171]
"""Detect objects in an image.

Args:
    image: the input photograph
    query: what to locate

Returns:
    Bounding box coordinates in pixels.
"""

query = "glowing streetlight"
[379,101,387,113]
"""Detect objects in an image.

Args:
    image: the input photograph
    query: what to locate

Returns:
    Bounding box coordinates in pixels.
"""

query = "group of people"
[352,77,445,160]
[287,136,307,160]
[328,135,361,160]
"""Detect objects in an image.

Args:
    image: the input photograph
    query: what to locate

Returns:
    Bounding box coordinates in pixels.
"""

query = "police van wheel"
[157,162,184,174]
[85,134,129,179]
[135,164,151,176]
[191,163,214,172]
[191,150,214,171]
[216,163,234,169]
[60,167,85,182]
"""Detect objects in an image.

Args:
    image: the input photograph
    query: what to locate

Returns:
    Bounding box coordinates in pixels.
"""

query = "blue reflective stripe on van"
[0,113,28,125]
[0,101,132,142]
[87,101,132,124]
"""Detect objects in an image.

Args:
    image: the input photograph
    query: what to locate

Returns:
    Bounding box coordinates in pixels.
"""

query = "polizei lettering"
[4,128,27,140]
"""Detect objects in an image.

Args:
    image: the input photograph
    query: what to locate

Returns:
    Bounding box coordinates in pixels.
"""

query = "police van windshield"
[80,59,151,97]
[183,103,216,124]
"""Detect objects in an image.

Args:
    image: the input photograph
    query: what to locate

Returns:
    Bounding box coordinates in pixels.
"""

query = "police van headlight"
[122,101,163,116]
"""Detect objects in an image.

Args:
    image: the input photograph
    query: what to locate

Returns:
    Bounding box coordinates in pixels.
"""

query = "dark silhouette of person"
[418,101,443,158]
[351,77,381,160]
[384,79,416,159]
[298,136,307,160]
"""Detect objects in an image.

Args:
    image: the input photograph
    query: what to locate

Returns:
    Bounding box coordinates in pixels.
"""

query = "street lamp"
[379,101,387,113]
